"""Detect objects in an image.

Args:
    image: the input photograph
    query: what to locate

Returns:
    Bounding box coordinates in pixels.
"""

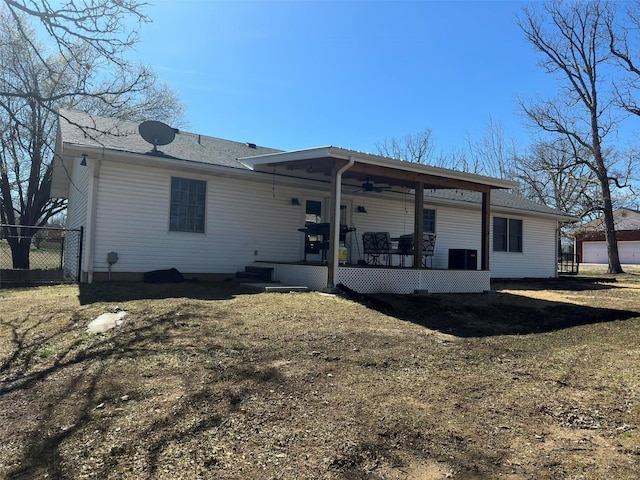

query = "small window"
[493,217,522,252]
[305,200,322,225]
[169,177,206,233]
[493,217,507,251]
[423,208,436,233]
[508,218,523,253]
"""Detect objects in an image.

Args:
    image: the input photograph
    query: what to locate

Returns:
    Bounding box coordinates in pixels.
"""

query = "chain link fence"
[558,252,580,275]
[0,224,83,285]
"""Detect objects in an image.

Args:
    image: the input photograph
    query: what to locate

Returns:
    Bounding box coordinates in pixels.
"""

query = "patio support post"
[413,181,424,269]
[327,155,355,289]
[481,189,490,270]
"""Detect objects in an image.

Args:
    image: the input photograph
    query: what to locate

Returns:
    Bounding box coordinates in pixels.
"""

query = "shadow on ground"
[374,276,640,337]
[0,304,283,479]
[77,280,261,305]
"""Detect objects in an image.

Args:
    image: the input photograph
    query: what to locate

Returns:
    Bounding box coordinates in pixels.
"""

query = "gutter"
[84,156,102,284]
[327,155,355,290]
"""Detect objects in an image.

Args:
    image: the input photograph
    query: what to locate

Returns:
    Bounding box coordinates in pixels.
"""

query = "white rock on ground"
[87,311,128,334]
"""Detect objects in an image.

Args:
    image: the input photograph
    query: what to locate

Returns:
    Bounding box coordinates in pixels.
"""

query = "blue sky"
[131,1,553,155]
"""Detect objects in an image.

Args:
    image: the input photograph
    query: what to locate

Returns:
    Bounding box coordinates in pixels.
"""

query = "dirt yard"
[0,273,639,479]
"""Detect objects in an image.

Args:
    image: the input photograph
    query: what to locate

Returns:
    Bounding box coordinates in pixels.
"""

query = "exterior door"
[301,199,325,263]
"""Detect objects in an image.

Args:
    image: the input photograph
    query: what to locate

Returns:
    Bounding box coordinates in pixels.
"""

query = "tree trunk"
[8,237,32,269]
[602,188,624,274]
[591,113,624,274]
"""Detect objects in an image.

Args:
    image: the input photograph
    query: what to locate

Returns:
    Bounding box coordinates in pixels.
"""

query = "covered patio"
[239,147,516,293]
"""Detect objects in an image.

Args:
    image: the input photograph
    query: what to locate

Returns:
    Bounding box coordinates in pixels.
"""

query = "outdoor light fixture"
[80,154,88,166]
[357,205,367,213]
[290,197,300,205]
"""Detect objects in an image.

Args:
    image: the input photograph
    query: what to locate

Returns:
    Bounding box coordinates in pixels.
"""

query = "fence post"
[77,226,84,282]
[60,236,65,271]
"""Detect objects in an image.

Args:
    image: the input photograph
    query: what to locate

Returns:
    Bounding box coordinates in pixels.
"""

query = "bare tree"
[464,117,519,178]
[0,11,66,268]
[518,0,625,274]
[607,1,640,115]
[0,6,185,269]
[376,127,437,164]
[608,0,640,191]
[517,138,600,218]
[75,75,187,128]
[1,0,150,110]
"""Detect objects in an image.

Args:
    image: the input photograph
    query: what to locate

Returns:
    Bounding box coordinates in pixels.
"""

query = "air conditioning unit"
[448,249,478,270]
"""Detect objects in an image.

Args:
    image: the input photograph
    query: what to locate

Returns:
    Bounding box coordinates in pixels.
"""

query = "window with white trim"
[423,208,436,233]
[169,177,206,233]
[493,217,522,252]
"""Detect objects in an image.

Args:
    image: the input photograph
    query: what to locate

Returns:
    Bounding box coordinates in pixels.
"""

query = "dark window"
[493,217,507,251]
[493,217,522,252]
[508,218,523,253]
[423,209,436,233]
[305,200,322,225]
[170,177,206,233]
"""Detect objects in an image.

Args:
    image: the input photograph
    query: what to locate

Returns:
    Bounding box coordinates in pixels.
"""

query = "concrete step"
[234,266,274,283]
[263,285,309,293]
[240,282,309,293]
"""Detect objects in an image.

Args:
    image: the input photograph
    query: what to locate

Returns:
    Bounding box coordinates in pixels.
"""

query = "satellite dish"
[138,120,177,152]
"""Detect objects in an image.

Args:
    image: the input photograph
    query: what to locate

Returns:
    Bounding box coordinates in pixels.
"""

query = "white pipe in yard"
[328,155,355,289]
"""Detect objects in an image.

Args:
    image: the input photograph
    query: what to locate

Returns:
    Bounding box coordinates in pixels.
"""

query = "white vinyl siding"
[87,160,561,279]
[63,157,91,277]
[65,157,90,230]
[349,198,558,277]
[490,215,557,278]
[348,196,414,264]
[431,204,482,270]
[92,162,306,274]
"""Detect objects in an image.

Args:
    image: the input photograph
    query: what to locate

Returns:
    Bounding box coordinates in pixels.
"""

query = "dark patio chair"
[397,233,437,267]
[422,233,436,267]
[362,232,392,265]
[395,234,414,267]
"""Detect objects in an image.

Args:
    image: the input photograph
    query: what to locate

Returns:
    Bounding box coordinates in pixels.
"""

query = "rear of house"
[51,110,575,289]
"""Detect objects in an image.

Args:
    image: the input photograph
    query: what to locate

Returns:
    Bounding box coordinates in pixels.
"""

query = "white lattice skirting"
[270,264,490,294]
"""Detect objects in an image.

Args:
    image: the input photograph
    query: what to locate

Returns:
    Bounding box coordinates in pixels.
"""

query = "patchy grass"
[0,239,62,270]
[0,276,639,479]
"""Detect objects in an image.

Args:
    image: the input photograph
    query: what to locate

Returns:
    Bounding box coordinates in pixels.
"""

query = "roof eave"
[239,146,518,190]
[493,205,580,222]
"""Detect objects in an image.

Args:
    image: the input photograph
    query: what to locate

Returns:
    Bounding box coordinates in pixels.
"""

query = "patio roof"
[240,146,515,290]
[238,146,517,193]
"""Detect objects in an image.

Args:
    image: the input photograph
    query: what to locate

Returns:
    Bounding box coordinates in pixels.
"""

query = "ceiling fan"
[357,179,392,193]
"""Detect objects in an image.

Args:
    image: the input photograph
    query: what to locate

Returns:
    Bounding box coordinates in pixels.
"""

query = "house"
[51,110,576,293]
[573,208,640,264]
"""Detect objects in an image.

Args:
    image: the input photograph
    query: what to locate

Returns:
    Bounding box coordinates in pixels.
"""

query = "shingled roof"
[422,188,576,221]
[57,109,282,170]
[574,207,640,233]
[54,110,575,222]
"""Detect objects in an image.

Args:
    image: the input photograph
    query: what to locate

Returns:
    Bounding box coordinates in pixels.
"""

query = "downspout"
[327,155,355,290]
[84,157,102,284]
